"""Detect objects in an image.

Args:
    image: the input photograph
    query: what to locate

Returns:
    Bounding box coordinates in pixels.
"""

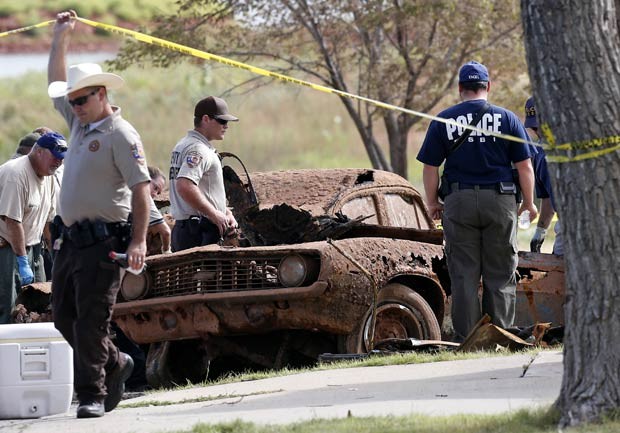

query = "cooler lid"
[0,323,65,343]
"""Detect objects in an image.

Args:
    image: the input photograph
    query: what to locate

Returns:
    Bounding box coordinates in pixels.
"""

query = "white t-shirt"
[0,156,57,246]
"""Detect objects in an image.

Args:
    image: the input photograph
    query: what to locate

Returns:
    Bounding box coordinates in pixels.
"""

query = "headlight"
[120,270,150,301]
[278,254,319,287]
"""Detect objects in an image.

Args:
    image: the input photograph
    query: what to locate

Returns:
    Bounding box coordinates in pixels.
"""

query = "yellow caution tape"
[0,20,55,37]
[75,17,538,147]
[3,18,619,164]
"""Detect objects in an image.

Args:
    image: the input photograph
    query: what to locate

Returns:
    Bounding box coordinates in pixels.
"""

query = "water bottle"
[518,210,531,230]
[109,251,145,275]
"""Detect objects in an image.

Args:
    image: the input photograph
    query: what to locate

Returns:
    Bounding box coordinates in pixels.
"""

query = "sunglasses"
[209,116,228,125]
[68,89,99,107]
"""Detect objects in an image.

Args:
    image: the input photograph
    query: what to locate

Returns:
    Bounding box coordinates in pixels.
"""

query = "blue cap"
[459,61,489,83]
[524,96,538,128]
[37,132,67,159]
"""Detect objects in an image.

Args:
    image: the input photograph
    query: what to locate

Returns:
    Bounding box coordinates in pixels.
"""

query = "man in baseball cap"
[169,95,239,252]
[0,131,66,324]
[417,60,536,342]
[523,97,562,255]
[458,61,490,83]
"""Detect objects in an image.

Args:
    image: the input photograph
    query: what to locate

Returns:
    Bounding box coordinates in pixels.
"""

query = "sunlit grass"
[149,407,620,433]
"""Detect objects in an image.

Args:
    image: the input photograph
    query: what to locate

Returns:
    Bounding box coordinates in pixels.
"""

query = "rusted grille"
[149,255,287,298]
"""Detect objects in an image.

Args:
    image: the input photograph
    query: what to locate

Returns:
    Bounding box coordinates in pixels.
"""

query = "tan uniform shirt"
[169,130,226,221]
[0,156,57,246]
[53,98,150,226]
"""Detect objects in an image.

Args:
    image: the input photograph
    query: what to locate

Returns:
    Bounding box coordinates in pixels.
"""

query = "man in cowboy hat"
[47,10,151,418]
[0,132,66,324]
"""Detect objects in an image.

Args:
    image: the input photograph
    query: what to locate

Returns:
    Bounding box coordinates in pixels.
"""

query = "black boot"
[77,400,104,418]
[104,352,134,412]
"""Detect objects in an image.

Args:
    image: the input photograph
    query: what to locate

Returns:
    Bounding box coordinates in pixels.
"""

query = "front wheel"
[145,339,210,388]
[341,283,441,353]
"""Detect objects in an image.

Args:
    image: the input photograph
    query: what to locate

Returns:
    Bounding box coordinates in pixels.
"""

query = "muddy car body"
[114,168,452,384]
[113,166,564,386]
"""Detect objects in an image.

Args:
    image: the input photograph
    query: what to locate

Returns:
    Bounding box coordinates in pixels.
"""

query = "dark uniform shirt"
[417,99,531,185]
[532,144,555,209]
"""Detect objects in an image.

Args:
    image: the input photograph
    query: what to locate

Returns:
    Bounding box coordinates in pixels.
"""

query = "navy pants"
[171,217,220,252]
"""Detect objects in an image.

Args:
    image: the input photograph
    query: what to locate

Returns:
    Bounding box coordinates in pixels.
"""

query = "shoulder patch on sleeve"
[186,151,203,168]
[130,142,146,165]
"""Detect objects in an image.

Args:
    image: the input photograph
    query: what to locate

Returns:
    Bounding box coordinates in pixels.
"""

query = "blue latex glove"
[16,255,34,285]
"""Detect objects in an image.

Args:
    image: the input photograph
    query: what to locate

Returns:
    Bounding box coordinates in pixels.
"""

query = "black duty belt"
[456,183,497,190]
[53,217,131,249]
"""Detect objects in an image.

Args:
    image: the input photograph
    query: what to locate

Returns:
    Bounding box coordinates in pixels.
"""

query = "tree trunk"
[521,0,620,428]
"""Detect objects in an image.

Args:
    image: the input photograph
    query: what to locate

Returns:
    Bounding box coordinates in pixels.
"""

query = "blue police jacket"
[417,99,531,185]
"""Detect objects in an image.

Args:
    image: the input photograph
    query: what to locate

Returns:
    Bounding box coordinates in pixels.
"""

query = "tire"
[145,339,210,389]
[342,283,441,353]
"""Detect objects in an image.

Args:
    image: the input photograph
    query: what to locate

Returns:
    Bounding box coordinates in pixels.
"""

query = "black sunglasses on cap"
[209,116,228,125]
[68,89,99,107]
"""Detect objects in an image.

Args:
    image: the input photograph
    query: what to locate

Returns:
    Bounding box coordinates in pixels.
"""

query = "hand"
[209,210,229,237]
[16,255,34,285]
[518,202,538,223]
[427,202,444,221]
[225,213,239,237]
[530,227,547,253]
[54,10,77,35]
[125,239,147,272]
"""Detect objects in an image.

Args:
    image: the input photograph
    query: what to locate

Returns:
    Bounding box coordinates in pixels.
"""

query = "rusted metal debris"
[456,314,563,352]
[238,203,369,246]
[458,315,532,352]
[515,252,565,326]
[11,282,53,323]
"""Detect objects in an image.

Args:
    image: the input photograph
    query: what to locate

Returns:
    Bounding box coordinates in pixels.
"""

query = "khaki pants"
[442,186,518,340]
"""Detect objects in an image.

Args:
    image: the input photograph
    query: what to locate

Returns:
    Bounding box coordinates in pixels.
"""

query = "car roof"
[248,168,419,215]
[154,167,422,217]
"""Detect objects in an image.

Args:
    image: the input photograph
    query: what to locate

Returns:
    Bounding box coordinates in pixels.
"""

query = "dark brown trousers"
[51,236,123,402]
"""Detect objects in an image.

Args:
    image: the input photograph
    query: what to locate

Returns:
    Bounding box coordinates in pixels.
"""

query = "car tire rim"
[362,302,425,351]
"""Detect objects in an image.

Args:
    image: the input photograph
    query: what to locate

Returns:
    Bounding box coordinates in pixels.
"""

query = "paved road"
[0,350,562,433]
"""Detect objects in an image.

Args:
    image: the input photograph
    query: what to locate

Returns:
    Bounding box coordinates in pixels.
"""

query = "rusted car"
[112,163,564,387]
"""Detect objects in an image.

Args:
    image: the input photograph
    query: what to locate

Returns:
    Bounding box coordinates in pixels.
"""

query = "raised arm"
[48,10,77,85]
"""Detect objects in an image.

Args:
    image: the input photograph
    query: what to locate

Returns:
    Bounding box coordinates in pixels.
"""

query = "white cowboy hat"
[48,63,124,98]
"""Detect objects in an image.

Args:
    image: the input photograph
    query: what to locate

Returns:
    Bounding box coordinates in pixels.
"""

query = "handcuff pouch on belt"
[51,215,132,250]
[186,216,217,236]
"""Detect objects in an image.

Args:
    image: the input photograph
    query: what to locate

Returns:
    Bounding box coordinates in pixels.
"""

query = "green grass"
[172,409,620,433]
[143,347,551,395]
[2,0,177,25]
[0,61,398,181]
[122,389,281,409]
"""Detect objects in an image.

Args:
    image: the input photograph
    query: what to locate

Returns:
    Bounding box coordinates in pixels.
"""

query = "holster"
[438,173,451,200]
[55,217,132,249]
[512,168,522,203]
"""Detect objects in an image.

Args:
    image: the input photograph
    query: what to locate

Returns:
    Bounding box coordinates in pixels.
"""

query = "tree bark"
[522,0,620,428]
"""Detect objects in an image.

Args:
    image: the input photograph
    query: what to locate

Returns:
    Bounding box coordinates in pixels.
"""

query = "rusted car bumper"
[515,251,565,326]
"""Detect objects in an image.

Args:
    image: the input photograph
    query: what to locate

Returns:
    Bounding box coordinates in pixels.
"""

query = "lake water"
[0,51,118,78]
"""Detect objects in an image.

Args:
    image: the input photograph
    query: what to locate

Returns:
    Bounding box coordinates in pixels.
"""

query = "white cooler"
[0,322,73,419]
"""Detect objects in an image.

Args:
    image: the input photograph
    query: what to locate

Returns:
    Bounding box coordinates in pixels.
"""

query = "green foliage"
[0,62,370,181]
[112,0,528,178]
[2,0,177,26]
